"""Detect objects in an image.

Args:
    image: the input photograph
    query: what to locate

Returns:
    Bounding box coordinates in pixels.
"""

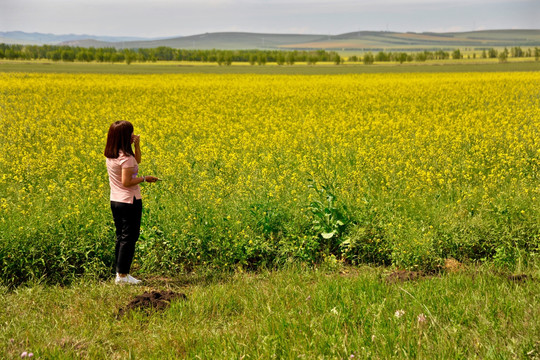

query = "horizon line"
[2,27,540,40]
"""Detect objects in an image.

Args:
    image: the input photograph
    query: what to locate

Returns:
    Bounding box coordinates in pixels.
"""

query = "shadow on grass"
[139,270,238,290]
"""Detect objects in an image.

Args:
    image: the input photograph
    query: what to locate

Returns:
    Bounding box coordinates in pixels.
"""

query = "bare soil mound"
[118,290,187,318]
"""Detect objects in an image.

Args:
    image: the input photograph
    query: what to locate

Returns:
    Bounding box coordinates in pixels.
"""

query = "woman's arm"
[122,167,144,187]
[122,167,159,187]
[133,135,142,164]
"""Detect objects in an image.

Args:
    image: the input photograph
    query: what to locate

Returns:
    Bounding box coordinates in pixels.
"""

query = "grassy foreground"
[1,265,539,359]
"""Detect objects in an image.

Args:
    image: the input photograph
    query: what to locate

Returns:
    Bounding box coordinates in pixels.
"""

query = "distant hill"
[280,30,540,51]
[0,31,161,45]
[60,32,328,50]
[2,30,540,50]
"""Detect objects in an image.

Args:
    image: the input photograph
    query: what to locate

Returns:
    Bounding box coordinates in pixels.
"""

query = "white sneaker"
[115,274,142,285]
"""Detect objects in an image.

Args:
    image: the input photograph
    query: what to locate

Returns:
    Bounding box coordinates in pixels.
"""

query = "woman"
[104,120,159,285]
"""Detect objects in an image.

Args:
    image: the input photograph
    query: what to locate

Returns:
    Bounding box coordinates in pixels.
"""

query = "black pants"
[111,198,142,274]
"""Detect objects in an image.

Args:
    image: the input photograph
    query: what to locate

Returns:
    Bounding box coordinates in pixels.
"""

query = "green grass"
[1,264,539,359]
[1,59,539,74]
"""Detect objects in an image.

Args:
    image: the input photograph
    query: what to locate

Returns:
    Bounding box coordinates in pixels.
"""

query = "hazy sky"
[1,0,539,38]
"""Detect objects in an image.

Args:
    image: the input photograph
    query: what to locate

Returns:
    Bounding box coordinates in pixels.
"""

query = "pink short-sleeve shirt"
[106,151,142,204]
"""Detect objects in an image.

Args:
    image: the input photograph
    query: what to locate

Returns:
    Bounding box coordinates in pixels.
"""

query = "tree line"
[0,44,343,65]
[1,43,539,65]
[354,47,540,64]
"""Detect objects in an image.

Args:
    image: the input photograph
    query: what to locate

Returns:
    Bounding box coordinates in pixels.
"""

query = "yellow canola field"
[1,72,539,273]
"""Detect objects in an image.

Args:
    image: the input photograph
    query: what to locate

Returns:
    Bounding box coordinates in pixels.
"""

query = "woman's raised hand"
[131,134,140,146]
[144,176,160,183]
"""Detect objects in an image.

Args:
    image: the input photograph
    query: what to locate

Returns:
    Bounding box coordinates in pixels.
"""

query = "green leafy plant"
[307,180,350,254]
[340,224,391,266]
[249,203,284,238]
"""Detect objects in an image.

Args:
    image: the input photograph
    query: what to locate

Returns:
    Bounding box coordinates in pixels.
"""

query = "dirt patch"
[443,258,464,273]
[384,270,425,283]
[117,290,187,318]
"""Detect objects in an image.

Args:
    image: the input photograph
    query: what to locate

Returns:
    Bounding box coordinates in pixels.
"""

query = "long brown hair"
[104,121,135,158]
